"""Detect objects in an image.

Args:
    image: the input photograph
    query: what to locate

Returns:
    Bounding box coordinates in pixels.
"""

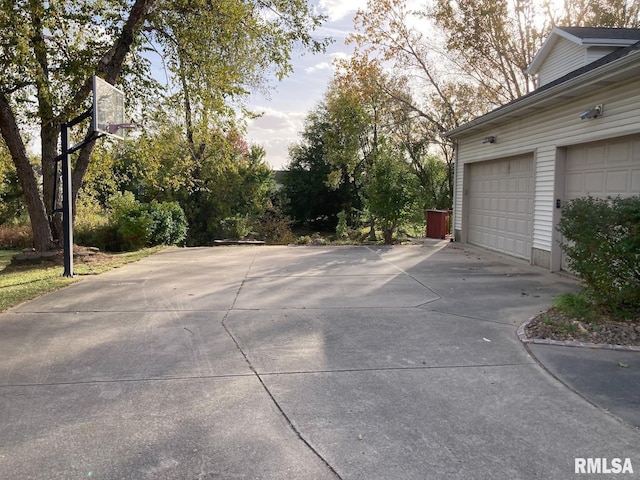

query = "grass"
[0,246,166,312]
[552,291,598,323]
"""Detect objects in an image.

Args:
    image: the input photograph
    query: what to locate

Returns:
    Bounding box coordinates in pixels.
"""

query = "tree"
[0,0,327,251]
[89,118,277,244]
[284,105,356,229]
[0,144,25,224]
[365,142,421,244]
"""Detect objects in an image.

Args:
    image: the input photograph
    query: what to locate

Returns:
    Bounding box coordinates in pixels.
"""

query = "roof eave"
[446,49,640,138]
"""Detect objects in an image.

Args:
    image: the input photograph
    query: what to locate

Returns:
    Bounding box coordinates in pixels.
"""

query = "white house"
[446,26,640,272]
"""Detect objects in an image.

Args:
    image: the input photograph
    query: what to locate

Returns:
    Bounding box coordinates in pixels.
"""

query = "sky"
[245,0,369,170]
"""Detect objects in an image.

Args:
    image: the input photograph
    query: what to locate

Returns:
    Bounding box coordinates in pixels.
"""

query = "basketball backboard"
[92,76,126,140]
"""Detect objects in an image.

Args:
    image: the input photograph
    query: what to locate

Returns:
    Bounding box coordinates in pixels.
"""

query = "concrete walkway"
[0,244,638,479]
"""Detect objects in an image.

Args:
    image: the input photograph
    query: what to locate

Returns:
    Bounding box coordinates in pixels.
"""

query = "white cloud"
[304,52,350,74]
[246,108,307,170]
[305,62,332,75]
[317,0,368,22]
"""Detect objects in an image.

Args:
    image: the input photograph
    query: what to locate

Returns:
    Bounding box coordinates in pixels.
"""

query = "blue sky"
[245,0,368,170]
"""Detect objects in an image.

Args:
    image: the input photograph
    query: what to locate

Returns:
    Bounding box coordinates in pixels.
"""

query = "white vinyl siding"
[586,46,618,65]
[454,77,640,259]
[538,38,586,86]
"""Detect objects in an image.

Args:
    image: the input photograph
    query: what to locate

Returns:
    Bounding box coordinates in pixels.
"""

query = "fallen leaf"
[618,362,629,368]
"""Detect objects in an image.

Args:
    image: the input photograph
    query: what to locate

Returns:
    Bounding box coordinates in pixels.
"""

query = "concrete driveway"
[0,243,638,479]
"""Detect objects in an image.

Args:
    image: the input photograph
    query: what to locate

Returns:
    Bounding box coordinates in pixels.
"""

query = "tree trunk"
[0,92,52,251]
[41,121,62,240]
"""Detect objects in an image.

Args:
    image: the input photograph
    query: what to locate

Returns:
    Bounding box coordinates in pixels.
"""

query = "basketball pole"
[56,108,98,278]
[60,122,73,277]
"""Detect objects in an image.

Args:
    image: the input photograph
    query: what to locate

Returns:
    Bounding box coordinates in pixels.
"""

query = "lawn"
[0,247,166,312]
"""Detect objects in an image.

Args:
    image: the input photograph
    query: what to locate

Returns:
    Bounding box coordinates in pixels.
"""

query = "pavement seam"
[364,245,444,300]
[517,316,640,352]
[255,362,536,377]
[220,250,344,480]
[0,373,256,389]
[422,307,527,327]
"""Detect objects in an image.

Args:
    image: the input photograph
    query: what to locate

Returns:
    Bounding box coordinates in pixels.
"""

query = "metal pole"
[61,122,74,277]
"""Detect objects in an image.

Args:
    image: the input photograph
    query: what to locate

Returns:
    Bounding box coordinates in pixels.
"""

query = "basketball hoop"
[107,123,139,135]
[56,76,131,277]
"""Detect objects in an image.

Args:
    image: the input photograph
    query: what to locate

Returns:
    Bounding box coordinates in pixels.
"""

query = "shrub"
[336,210,349,240]
[254,212,294,245]
[0,222,32,249]
[147,200,188,246]
[105,192,188,251]
[218,215,253,239]
[558,196,640,314]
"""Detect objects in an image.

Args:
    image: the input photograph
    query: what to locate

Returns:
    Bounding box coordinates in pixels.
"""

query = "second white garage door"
[565,135,640,201]
[468,155,534,260]
[562,135,640,271]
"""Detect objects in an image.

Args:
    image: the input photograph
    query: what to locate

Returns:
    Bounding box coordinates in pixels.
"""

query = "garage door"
[468,155,534,260]
[562,135,640,270]
[565,135,640,200]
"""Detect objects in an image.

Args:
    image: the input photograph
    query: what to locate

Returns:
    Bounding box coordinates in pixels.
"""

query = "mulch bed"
[526,308,640,347]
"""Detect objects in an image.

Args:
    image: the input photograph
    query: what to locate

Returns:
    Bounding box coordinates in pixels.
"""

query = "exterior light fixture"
[579,104,603,120]
[482,135,496,144]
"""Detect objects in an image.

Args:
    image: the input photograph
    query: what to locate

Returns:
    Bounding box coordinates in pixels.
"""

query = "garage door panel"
[606,170,628,193]
[633,170,640,191]
[468,155,534,260]
[584,172,604,193]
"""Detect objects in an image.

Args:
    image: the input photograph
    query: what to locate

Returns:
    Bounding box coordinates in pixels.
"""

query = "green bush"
[336,210,349,240]
[105,192,188,251]
[219,215,253,239]
[558,196,640,314]
[147,200,188,246]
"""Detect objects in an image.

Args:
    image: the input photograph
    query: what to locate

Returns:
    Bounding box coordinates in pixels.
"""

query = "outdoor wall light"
[579,104,603,120]
[482,135,496,144]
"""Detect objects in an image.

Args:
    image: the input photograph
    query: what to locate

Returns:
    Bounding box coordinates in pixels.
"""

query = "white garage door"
[565,135,640,201]
[468,155,534,260]
[562,135,640,270]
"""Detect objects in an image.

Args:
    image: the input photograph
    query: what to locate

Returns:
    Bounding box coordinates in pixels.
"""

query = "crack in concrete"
[220,249,344,480]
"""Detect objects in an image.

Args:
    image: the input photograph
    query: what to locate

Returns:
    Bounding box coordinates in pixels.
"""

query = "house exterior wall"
[453,76,640,268]
[586,46,618,64]
[538,38,586,86]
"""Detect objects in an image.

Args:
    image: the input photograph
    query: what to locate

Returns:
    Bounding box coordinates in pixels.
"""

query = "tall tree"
[0,0,327,251]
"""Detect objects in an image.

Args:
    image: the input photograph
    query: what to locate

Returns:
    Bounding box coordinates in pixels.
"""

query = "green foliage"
[147,200,188,246]
[0,148,25,224]
[336,210,349,239]
[365,148,421,244]
[109,192,154,251]
[253,207,295,245]
[89,192,188,251]
[558,196,640,314]
[283,105,357,230]
[0,0,329,252]
[553,292,597,323]
[219,215,253,239]
[86,123,280,246]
